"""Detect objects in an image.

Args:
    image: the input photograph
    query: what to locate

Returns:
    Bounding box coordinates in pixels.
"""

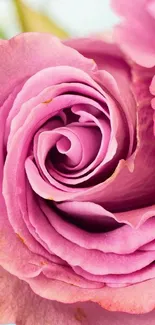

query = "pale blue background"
[0,1,118,324]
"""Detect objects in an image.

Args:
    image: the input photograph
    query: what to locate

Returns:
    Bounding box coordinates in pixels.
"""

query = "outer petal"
[1,267,155,324]
[111,0,155,67]
[64,37,131,85]
[26,274,155,314]
[1,184,155,314]
[0,33,96,106]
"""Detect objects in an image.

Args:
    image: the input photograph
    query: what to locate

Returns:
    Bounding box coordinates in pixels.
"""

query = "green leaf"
[13,0,69,39]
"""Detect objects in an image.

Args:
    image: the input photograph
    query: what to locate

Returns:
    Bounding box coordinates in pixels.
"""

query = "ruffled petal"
[2,267,155,324]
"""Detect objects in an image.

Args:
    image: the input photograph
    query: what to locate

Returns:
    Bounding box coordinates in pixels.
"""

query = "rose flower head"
[1,31,155,323]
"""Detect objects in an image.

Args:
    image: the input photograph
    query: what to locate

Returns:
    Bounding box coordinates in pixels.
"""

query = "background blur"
[0,0,119,39]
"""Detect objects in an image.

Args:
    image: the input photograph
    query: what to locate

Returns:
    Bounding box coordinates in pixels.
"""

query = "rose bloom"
[1,31,155,324]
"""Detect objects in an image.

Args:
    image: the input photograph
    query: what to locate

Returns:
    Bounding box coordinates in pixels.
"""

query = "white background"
[0,0,119,38]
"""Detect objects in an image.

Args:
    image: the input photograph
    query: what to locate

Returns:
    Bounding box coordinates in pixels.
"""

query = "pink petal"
[111,0,155,67]
[1,267,155,325]
[0,33,95,106]
[64,38,136,156]
[27,273,155,313]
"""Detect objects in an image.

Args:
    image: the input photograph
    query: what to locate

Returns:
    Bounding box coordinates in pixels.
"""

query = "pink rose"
[1,33,155,323]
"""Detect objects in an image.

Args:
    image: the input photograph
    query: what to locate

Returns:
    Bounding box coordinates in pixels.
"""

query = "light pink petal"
[27,273,155,314]
[111,0,155,67]
[2,267,155,325]
[148,0,155,19]
[73,263,155,286]
[0,33,95,106]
